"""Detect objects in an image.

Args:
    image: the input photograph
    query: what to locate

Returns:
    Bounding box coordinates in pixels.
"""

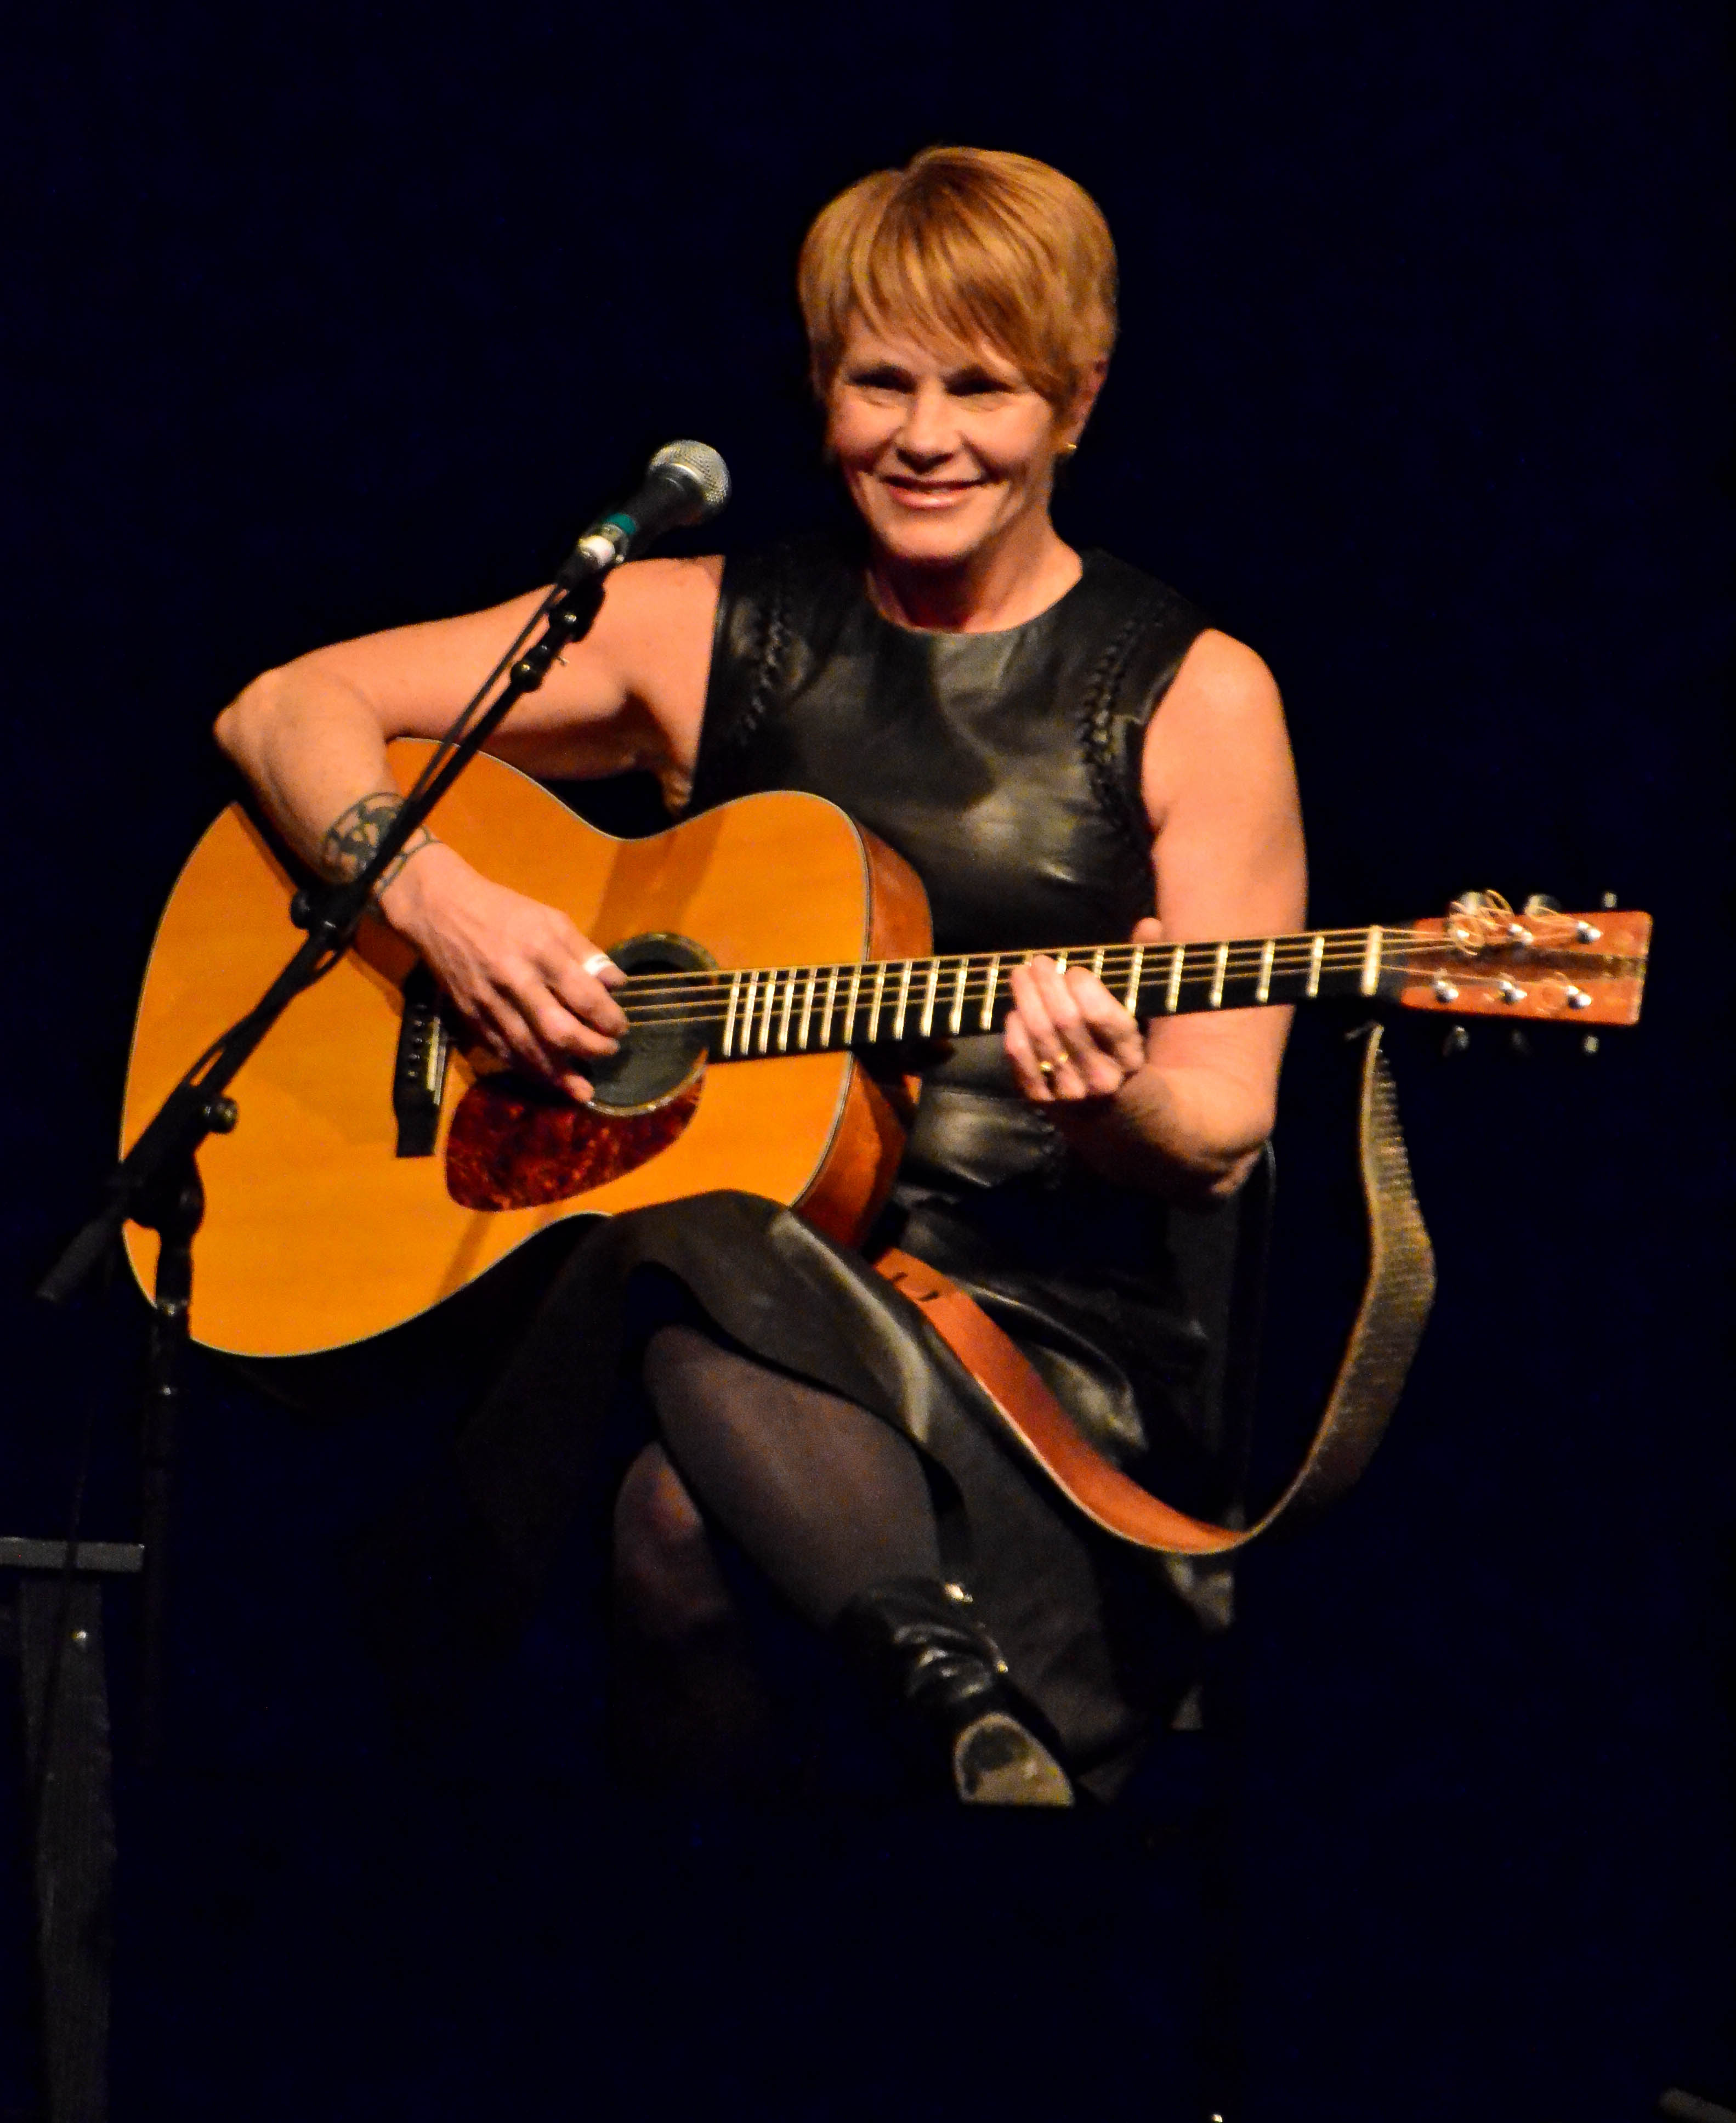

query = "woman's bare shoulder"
[1140,627,1291,830]
[1162,627,1282,719]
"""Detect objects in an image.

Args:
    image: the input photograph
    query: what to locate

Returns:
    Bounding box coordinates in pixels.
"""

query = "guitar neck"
[619,930,1388,1061]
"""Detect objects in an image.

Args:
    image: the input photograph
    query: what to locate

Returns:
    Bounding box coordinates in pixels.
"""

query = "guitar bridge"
[393,963,451,1158]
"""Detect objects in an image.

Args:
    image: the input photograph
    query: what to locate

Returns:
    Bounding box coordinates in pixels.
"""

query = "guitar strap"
[871,1023,1436,1555]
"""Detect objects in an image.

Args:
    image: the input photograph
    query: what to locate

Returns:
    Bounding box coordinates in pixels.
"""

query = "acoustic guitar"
[121,740,1650,1360]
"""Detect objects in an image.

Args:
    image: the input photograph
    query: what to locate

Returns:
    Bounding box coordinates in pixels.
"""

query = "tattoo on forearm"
[319,792,440,895]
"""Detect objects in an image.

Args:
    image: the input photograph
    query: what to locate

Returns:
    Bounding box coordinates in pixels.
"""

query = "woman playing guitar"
[215,148,1307,1804]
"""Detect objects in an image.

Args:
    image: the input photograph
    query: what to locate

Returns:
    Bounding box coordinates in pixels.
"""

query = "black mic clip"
[554,440,731,590]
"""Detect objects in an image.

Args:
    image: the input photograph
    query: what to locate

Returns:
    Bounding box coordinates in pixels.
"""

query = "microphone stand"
[37,569,608,1758]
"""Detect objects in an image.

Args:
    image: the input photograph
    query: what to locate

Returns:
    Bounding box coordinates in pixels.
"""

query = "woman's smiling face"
[826,319,1082,575]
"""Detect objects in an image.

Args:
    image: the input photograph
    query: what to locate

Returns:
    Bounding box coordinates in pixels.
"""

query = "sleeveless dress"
[442,537,1233,1786]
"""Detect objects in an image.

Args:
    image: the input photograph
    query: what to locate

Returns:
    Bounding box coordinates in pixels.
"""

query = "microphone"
[557,440,731,587]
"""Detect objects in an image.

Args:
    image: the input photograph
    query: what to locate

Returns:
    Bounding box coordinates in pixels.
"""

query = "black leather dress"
[451,537,1232,1785]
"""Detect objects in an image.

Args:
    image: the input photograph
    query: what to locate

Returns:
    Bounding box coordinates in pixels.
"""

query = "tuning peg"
[1600,891,1618,909]
[1581,1034,1601,1057]
[1523,893,1560,916]
[1443,1023,1470,1057]
[1508,1029,1532,1058]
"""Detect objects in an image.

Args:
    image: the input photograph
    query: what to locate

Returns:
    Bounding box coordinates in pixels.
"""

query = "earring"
[1056,441,1079,460]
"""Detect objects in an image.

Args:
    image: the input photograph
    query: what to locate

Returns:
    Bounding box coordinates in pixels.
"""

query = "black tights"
[608,1325,944,1787]
[625,1323,940,1633]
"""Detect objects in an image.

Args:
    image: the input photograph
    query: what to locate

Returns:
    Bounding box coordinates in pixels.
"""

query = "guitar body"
[121,742,931,1358]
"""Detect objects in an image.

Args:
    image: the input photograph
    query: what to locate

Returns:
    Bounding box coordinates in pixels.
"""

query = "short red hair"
[797,146,1117,409]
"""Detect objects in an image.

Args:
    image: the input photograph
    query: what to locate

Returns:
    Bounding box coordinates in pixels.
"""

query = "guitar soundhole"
[445,1070,703,1210]
[587,930,715,1113]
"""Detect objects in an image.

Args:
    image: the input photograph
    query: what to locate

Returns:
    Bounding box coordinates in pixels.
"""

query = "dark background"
[2,2,1731,2118]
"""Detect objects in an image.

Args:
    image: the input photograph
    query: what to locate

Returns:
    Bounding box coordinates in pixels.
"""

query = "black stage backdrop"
[2,5,1731,2119]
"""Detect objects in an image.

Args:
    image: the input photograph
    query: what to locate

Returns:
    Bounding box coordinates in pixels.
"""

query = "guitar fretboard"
[615,931,1393,1058]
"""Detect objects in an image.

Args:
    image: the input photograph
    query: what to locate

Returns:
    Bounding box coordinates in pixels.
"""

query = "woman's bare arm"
[1003,629,1307,1199]
[213,555,722,1097]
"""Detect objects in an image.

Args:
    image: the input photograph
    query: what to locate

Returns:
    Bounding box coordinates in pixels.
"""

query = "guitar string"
[602,932,1593,1020]
[605,935,1431,1007]
[593,925,1421,992]
[607,945,1612,1032]
[610,952,1609,1024]
[595,922,1603,1003]
[614,955,1381,1022]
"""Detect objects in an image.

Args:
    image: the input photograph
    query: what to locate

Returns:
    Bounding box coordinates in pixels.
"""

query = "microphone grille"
[650,439,731,519]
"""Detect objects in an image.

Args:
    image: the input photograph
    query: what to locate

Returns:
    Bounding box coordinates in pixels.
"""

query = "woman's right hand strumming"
[377,845,627,1103]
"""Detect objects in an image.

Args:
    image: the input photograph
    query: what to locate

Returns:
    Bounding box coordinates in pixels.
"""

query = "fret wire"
[866,963,888,1043]
[949,956,967,1035]
[1090,946,1105,980]
[740,972,760,1056]
[891,959,914,1041]
[798,969,816,1050]
[1165,944,1185,1013]
[1209,941,1229,1010]
[1122,943,1143,1012]
[758,970,778,1054]
[1256,937,1275,1005]
[821,965,839,1047]
[843,964,863,1043]
[778,967,796,1052]
[721,971,742,1058]
[1306,933,1325,998]
[1360,926,1383,996]
[919,959,940,1039]
[980,955,1000,1031]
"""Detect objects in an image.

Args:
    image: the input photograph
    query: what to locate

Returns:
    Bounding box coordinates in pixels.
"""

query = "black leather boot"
[833,1577,1073,1807]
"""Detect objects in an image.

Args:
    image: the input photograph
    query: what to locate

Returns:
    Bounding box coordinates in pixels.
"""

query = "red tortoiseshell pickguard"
[445,1072,703,1210]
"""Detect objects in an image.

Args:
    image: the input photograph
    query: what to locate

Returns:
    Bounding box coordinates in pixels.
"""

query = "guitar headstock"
[1385,892,1650,1027]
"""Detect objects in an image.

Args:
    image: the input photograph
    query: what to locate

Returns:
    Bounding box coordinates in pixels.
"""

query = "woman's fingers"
[392,860,631,1097]
[467,990,586,1101]
[1007,960,1066,1099]
[443,920,630,1099]
[1007,952,1149,1105]
[540,926,628,1038]
[1003,1006,1057,1102]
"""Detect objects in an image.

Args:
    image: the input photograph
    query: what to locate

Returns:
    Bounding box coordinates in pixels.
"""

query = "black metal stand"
[133,1157,202,1771]
[2,1537,143,2123]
